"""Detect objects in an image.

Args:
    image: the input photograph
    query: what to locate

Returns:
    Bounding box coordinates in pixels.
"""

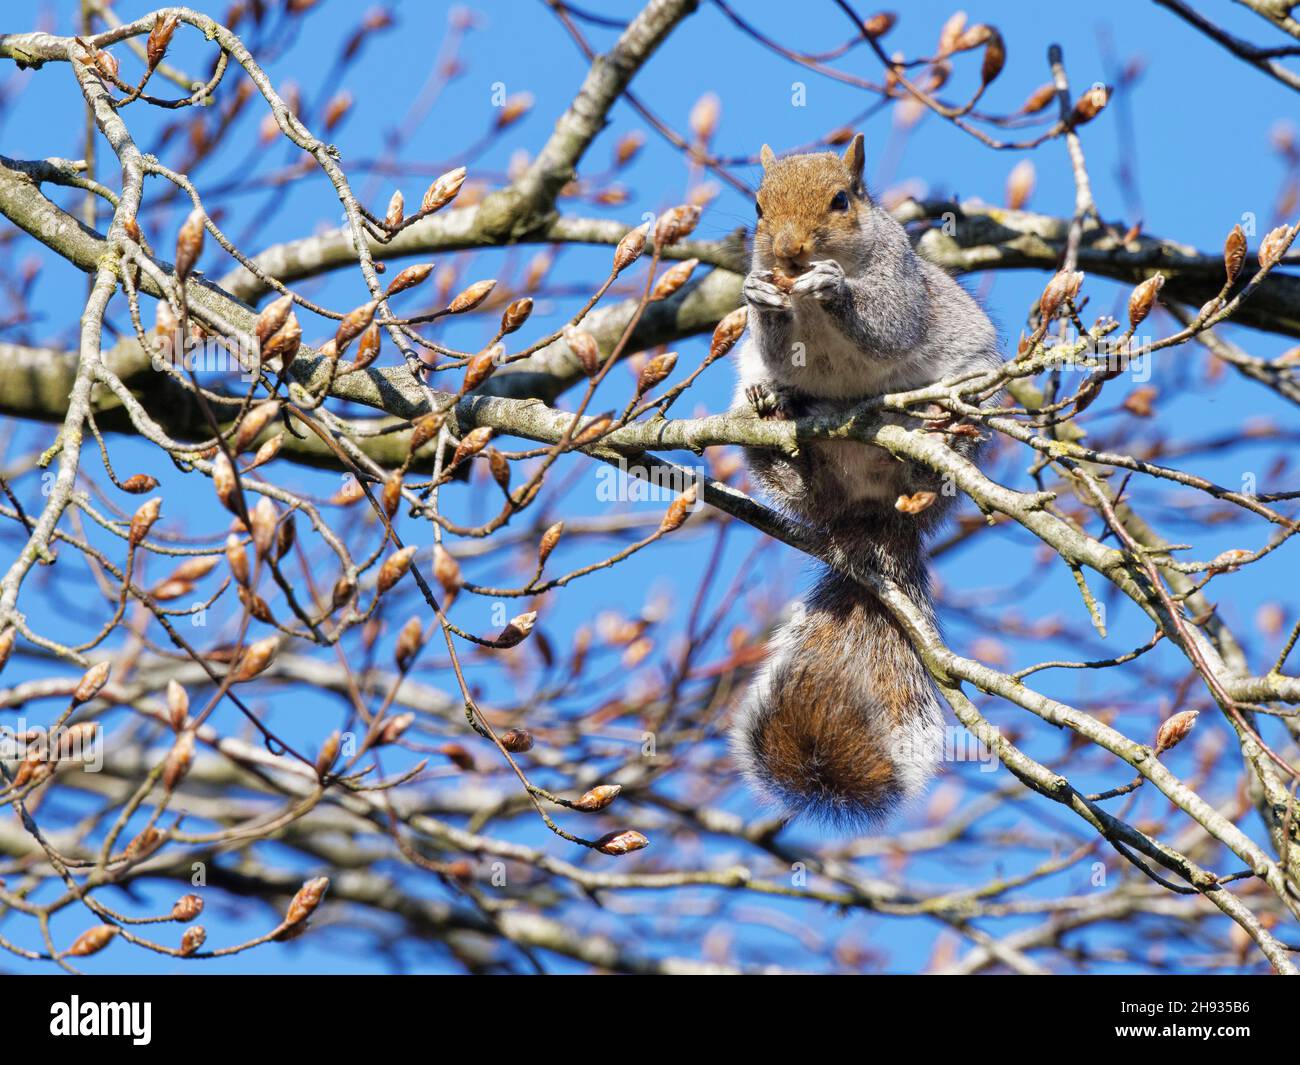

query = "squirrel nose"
[773,232,810,265]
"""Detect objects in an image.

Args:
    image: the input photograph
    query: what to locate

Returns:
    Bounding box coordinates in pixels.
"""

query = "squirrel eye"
[830,190,849,212]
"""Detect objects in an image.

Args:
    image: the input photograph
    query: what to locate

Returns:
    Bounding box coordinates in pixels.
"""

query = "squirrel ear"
[842,133,866,190]
[760,144,776,170]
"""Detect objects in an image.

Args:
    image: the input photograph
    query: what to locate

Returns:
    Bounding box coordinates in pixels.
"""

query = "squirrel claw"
[746,383,788,420]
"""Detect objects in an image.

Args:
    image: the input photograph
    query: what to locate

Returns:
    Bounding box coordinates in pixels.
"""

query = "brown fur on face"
[754,135,868,276]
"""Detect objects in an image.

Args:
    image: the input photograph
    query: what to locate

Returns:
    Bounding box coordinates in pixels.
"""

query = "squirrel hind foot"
[732,694,912,830]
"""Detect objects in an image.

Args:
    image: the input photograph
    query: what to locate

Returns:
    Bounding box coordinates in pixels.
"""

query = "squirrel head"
[753,133,869,277]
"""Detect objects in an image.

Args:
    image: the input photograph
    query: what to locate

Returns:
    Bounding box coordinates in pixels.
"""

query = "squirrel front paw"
[743,270,792,313]
[745,383,790,420]
[790,259,847,303]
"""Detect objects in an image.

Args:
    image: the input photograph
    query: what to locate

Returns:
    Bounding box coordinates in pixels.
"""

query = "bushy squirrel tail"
[730,513,945,827]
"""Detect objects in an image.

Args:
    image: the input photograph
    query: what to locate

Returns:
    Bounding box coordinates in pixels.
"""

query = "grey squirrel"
[729,134,1001,827]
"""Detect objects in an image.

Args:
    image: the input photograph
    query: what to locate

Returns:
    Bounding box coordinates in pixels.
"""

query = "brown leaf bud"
[500,296,533,335]
[1021,82,1057,114]
[495,610,537,648]
[171,557,219,584]
[248,497,276,559]
[1258,223,1292,268]
[595,829,649,855]
[653,205,701,248]
[409,411,445,454]
[174,208,205,281]
[331,574,357,611]
[166,679,189,731]
[377,545,417,594]
[451,426,493,467]
[259,308,301,369]
[231,636,277,682]
[351,323,381,372]
[659,483,698,533]
[433,544,462,602]
[650,258,698,302]
[172,894,204,923]
[1209,548,1251,573]
[381,473,403,522]
[163,730,195,791]
[0,627,15,674]
[238,585,275,623]
[573,784,622,812]
[255,294,294,348]
[1069,84,1110,126]
[1127,273,1165,330]
[710,306,748,361]
[180,926,206,957]
[635,351,678,395]
[386,262,434,297]
[566,328,602,377]
[315,731,340,778]
[334,300,378,353]
[980,29,1006,85]
[395,617,424,672]
[1005,159,1035,211]
[487,447,511,490]
[1155,710,1199,753]
[1224,224,1247,284]
[614,222,649,273]
[439,742,475,771]
[120,473,160,494]
[275,513,296,562]
[462,343,503,392]
[66,925,118,958]
[73,661,111,705]
[378,711,415,745]
[501,728,534,753]
[447,278,496,314]
[147,13,180,70]
[225,533,249,586]
[283,876,330,930]
[128,497,162,547]
[124,825,165,862]
[538,521,564,568]
[863,12,896,37]
[234,401,279,454]
[420,166,468,213]
[573,413,613,447]
[384,189,404,228]
[212,452,238,513]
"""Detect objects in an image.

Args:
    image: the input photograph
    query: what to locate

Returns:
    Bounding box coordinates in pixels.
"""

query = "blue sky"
[1,0,1297,973]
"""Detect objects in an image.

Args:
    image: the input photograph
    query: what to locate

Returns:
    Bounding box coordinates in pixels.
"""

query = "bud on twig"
[1069,84,1109,126]
[451,426,493,467]
[1224,223,1247,284]
[73,661,110,705]
[447,278,496,314]
[421,166,468,213]
[231,636,277,682]
[653,205,701,248]
[120,473,159,494]
[0,627,14,674]
[614,222,649,273]
[315,731,340,778]
[573,784,621,811]
[377,545,417,594]
[174,209,205,281]
[128,497,161,547]
[334,300,377,353]
[279,876,330,936]
[462,343,503,392]
[225,533,249,586]
[1258,223,1292,268]
[499,297,533,335]
[179,926,206,957]
[395,617,424,671]
[386,262,434,297]
[635,351,678,396]
[172,894,204,922]
[66,925,118,958]
[501,728,533,752]
[163,730,195,791]
[212,452,238,513]
[1127,273,1164,329]
[433,544,462,603]
[538,521,564,568]
[565,328,602,377]
[659,483,697,533]
[384,190,404,228]
[595,829,649,856]
[234,401,279,453]
[378,711,415,745]
[650,258,698,301]
[495,610,537,648]
[709,306,747,361]
[167,679,189,731]
[408,411,445,454]
[1154,710,1198,753]
[146,13,179,71]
